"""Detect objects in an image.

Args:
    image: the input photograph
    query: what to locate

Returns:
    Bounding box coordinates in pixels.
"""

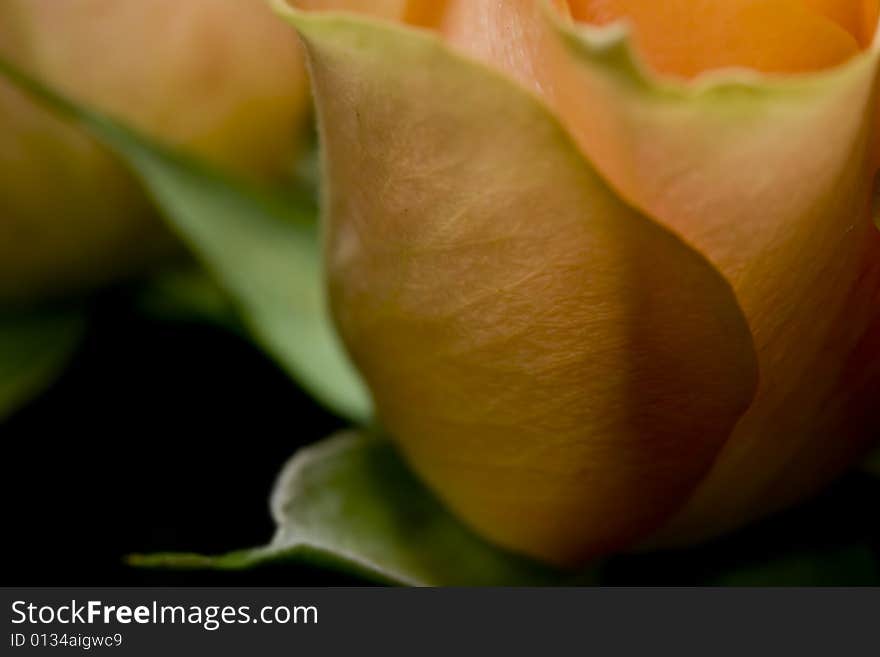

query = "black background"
[2,294,879,586]
[2,295,362,586]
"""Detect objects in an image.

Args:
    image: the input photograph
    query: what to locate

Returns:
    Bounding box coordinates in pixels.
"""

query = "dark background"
[2,295,362,585]
[2,295,879,586]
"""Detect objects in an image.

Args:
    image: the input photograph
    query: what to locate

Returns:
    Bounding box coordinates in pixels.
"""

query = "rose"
[0,0,307,304]
[278,0,880,566]
[0,0,404,305]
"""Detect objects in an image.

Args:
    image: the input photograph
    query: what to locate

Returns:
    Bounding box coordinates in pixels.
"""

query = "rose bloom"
[280,0,880,565]
[0,0,402,305]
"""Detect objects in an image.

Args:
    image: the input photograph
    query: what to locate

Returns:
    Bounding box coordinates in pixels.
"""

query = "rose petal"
[545,9,880,545]
[568,0,863,77]
[275,6,758,564]
[799,0,880,46]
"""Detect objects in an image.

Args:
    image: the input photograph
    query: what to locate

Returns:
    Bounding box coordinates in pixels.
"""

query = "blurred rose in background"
[0,0,405,305]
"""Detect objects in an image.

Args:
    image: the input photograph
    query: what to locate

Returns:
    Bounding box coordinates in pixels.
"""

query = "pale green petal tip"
[267,0,299,23]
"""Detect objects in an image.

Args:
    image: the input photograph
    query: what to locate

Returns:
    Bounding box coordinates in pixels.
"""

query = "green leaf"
[0,307,85,422]
[0,57,371,424]
[131,432,589,586]
[131,429,879,586]
[132,429,880,586]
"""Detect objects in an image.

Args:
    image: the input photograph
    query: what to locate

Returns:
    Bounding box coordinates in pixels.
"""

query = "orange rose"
[277,1,880,565]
